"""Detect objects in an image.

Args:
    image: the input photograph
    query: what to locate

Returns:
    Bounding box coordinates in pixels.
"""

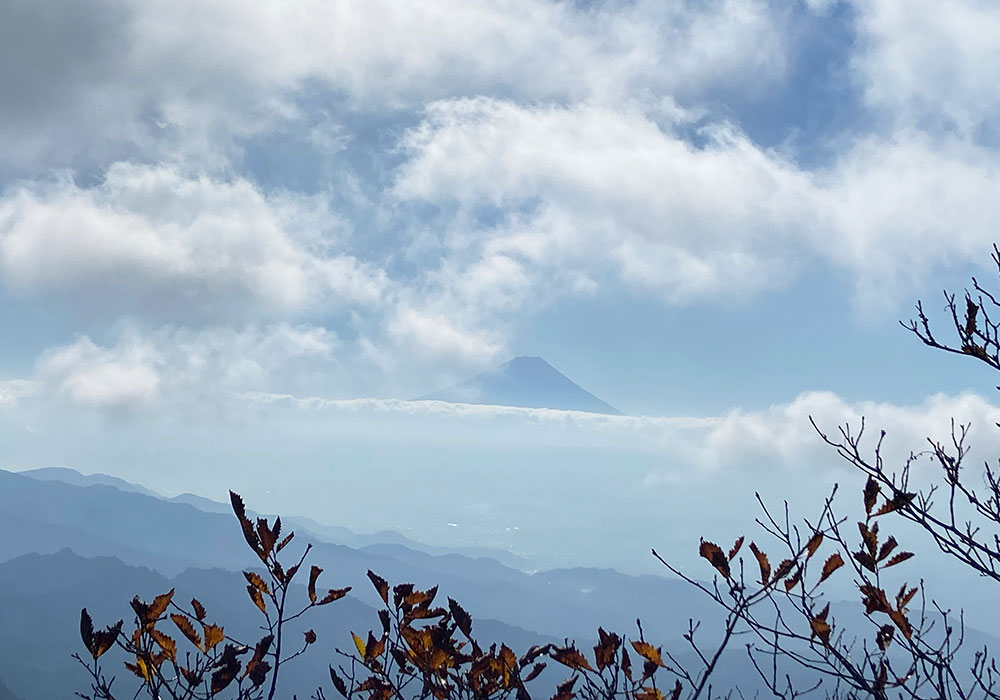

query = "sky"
[2,0,1000,574]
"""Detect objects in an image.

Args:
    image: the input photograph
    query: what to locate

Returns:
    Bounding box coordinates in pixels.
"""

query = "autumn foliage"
[76,492,348,699]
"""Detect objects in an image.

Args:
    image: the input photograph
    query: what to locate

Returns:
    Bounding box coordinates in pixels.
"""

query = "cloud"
[168,0,787,107]
[41,337,162,407]
[395,99,817,305]
[386,308,504,365]
[394,98,1000,318]
[850,0,1000,135]
[0,380,37,407]
[0,0,791,176]
[2,0,1000,580]
[22,325,997,469]
[5,375,996,572]
[0,0,138,171]
[238,388,1000,480]
[802,0,838,13]
[36,324,340,409]
[0,163,387,322]
[816,132,1000,307]
[693,390,1000,477]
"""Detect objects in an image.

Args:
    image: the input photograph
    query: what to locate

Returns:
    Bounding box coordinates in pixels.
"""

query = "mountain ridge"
[12,468,533,570]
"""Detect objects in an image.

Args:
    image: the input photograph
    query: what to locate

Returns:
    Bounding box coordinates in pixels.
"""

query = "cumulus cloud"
[816,133,1000,306]
[36,324,340,409]
[395,99,816,306]
[0,0,791,175]
[0,380,37,407]
[393,97,1000,319]
[6,0,1000,578]
[692,390,1000,478]
[0,163,387,322]
[142,0,787,104]
[41,337,162,407]
[386,308,504,365]
[850,0,1000,135]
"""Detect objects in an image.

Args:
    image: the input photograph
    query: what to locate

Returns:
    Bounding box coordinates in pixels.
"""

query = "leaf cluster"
[75,492,348,700]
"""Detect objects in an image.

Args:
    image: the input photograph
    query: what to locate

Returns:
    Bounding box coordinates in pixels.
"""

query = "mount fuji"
[417,356,622,415]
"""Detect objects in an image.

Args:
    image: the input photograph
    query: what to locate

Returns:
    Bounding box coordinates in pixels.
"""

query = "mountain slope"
[16,468,534,570]
[0,678,21,700]
[418,356,622,415]
[18,467,159,497]
[0,468,720,643]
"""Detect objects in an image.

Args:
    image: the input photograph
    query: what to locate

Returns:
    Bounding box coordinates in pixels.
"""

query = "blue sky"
[2,0,1000,572]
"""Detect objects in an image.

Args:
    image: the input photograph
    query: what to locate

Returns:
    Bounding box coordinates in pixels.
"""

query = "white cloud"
[393,98,1000,319]
[0,380,38,407]
[850,0,1000,134]
[41,336,162,407]
[0,163,388,321]
[816,133,1000,307]
[138,0,788,108]
[2,0,1000,579]
[36,324,340,409]
[238,388,1000,481]
[395,99,817,305]
[387,308,504,365]
[694,390,1000,477]
[0,0,791,174]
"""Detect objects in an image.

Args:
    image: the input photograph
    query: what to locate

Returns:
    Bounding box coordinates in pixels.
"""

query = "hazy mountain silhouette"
[0,469,259,575]
[0,469,722,643]
[166,491,533,568]
[418,356,622,415]
[17,468,534,570]
[18,466,159,497]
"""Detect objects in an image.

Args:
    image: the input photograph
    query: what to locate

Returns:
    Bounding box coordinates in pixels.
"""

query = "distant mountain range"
[18,466,161,497]
[17,467,533,570]
[0,468,715,641]
[418,356,622,415]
